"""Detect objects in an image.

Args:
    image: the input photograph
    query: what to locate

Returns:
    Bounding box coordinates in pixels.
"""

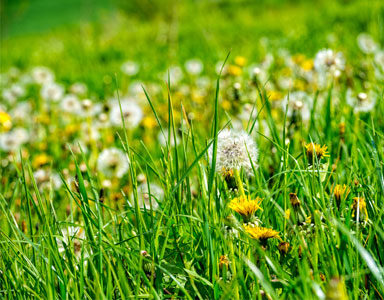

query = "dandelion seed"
[314,49,345,77]
[109,98,143,128]
[185,59,203,75]
[210,128,258,176]
[97,148,129,178]
[121,61,139,76]
[346,89,376,113]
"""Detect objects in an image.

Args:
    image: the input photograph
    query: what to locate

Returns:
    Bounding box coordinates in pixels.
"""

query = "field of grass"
[1,0,384,299]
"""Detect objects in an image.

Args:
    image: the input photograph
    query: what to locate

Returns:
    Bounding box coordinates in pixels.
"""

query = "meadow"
[1,0,384,299]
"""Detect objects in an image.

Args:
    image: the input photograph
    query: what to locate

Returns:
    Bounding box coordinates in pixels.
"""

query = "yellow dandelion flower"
[244,225,279,241]
[268,90,282,101]
[234,56,246,67]
[32,153,51,169]
[227,65,242,76]
[351,197,368,219]
[305,142,329,163]
[332,184,350,202]
[219,255,230,268]
[278,242,290,254]
[221,100,231,110]
[229,196,262,219]
[0,111,12,132]
[142,116,157,129]
[301,59,314,71]
[284,209,291,220]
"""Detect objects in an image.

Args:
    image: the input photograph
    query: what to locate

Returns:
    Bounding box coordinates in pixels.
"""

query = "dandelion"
[109,98,143,128]
[97,148,129,178]
[281,91,312,121]
[33,169,62,191]
[244,225,279,241]
[0,128,29,152]
[219,255,230,268]
[351,197,368,220]
[346,89,376,113]
[314,49,345,77]
[185,59,203,75]
[0,111,12,132]
[60,94,81,113]
[289,193,301,207]
[210,128,258,176]
[32,66,54,84]
[325,277,348,300]
[228,195,262,221]
[69,82,88,95]
[332,184,350,203]
[305,142,329,164]
[40,82,64,102]
[121,61,139,76]
[357,33,378,54]
[135,183,164,211]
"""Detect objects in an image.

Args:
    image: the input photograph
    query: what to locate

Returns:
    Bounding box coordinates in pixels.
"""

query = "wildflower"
[134,183,164,211]
[332,184,350,203]
[351,197,368,220]
[234,56,246,67]
[40,82,64,102]
[0,128,29,152]
[305,142,329,164]
[314,49,345,77]
[219,255,230,268]
[97,148,129,178]
[69,82,88,95]
[346,89,376,113]
[325,277,348,300]
[244,225,279,241]
[0,111,12,132]
[278,242,290,255]
[60,94,81,113]
[357,33,378,54]
[210,128,258,176]
[109,98,143,128]
[185,59,203,75]
[229,195,262,221]
[33,169,62,191]
[32,153,51,168]
[284,209,291,220]
[121,61,139,76]
[289,193,301,207]
[32,66,54,84]
[281,91,312,121]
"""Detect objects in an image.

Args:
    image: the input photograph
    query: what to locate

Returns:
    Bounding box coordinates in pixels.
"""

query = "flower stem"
[234,169,246,199]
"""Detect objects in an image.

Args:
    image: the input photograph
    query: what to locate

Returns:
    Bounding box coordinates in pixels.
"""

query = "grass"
[1,0,384,299]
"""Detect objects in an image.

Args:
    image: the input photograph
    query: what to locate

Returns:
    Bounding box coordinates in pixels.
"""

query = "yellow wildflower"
[229,196,262,219]
[227,65,242,76]
[284,209,291,220]
[221,100,231,110]
[301,59,314,71]
[351,197,368,220]
[32,153,51,169]
[305,142,329,163]
[142,116,157,129]
[219,255,230,268]
[0,111,12,132]
[234,56,246,67]
[332,184,350,202]
[244,225,279,241]
[268,90,282,101]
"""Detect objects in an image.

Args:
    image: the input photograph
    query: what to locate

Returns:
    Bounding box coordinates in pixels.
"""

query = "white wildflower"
[41,82,64,102]
[121,61,139,76]
[314,49,345,77]
[97,148,129,178]
[109,98,143,128]
[357,33,378,54]
[185,59,203,75]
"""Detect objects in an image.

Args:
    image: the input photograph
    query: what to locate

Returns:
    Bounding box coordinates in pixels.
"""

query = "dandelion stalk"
[233,169,246,199]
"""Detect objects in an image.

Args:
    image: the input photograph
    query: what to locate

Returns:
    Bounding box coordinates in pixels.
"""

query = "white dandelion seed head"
[314,49,345,77]
[121,61,139,76]
[346,89,377,113]
[32,66,55,85]
[69,82,88,95]
[133,183,164,211]
[60,94,81,113]
[97,148,129,178]
[210,128,258,175]
[357,33,378,54]
[41,82,64,102]
[282,91,312,121]
[109,98,143,128]
[185,59,203,75]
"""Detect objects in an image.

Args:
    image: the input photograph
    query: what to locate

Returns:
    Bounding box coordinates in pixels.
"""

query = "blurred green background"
[1,0,383,92]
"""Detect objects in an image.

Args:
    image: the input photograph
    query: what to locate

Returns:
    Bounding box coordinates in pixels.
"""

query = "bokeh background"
[2,0,383,93]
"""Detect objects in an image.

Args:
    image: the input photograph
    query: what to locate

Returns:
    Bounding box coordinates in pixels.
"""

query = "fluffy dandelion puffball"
[210,128,258,175]
[97,148,129,178]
